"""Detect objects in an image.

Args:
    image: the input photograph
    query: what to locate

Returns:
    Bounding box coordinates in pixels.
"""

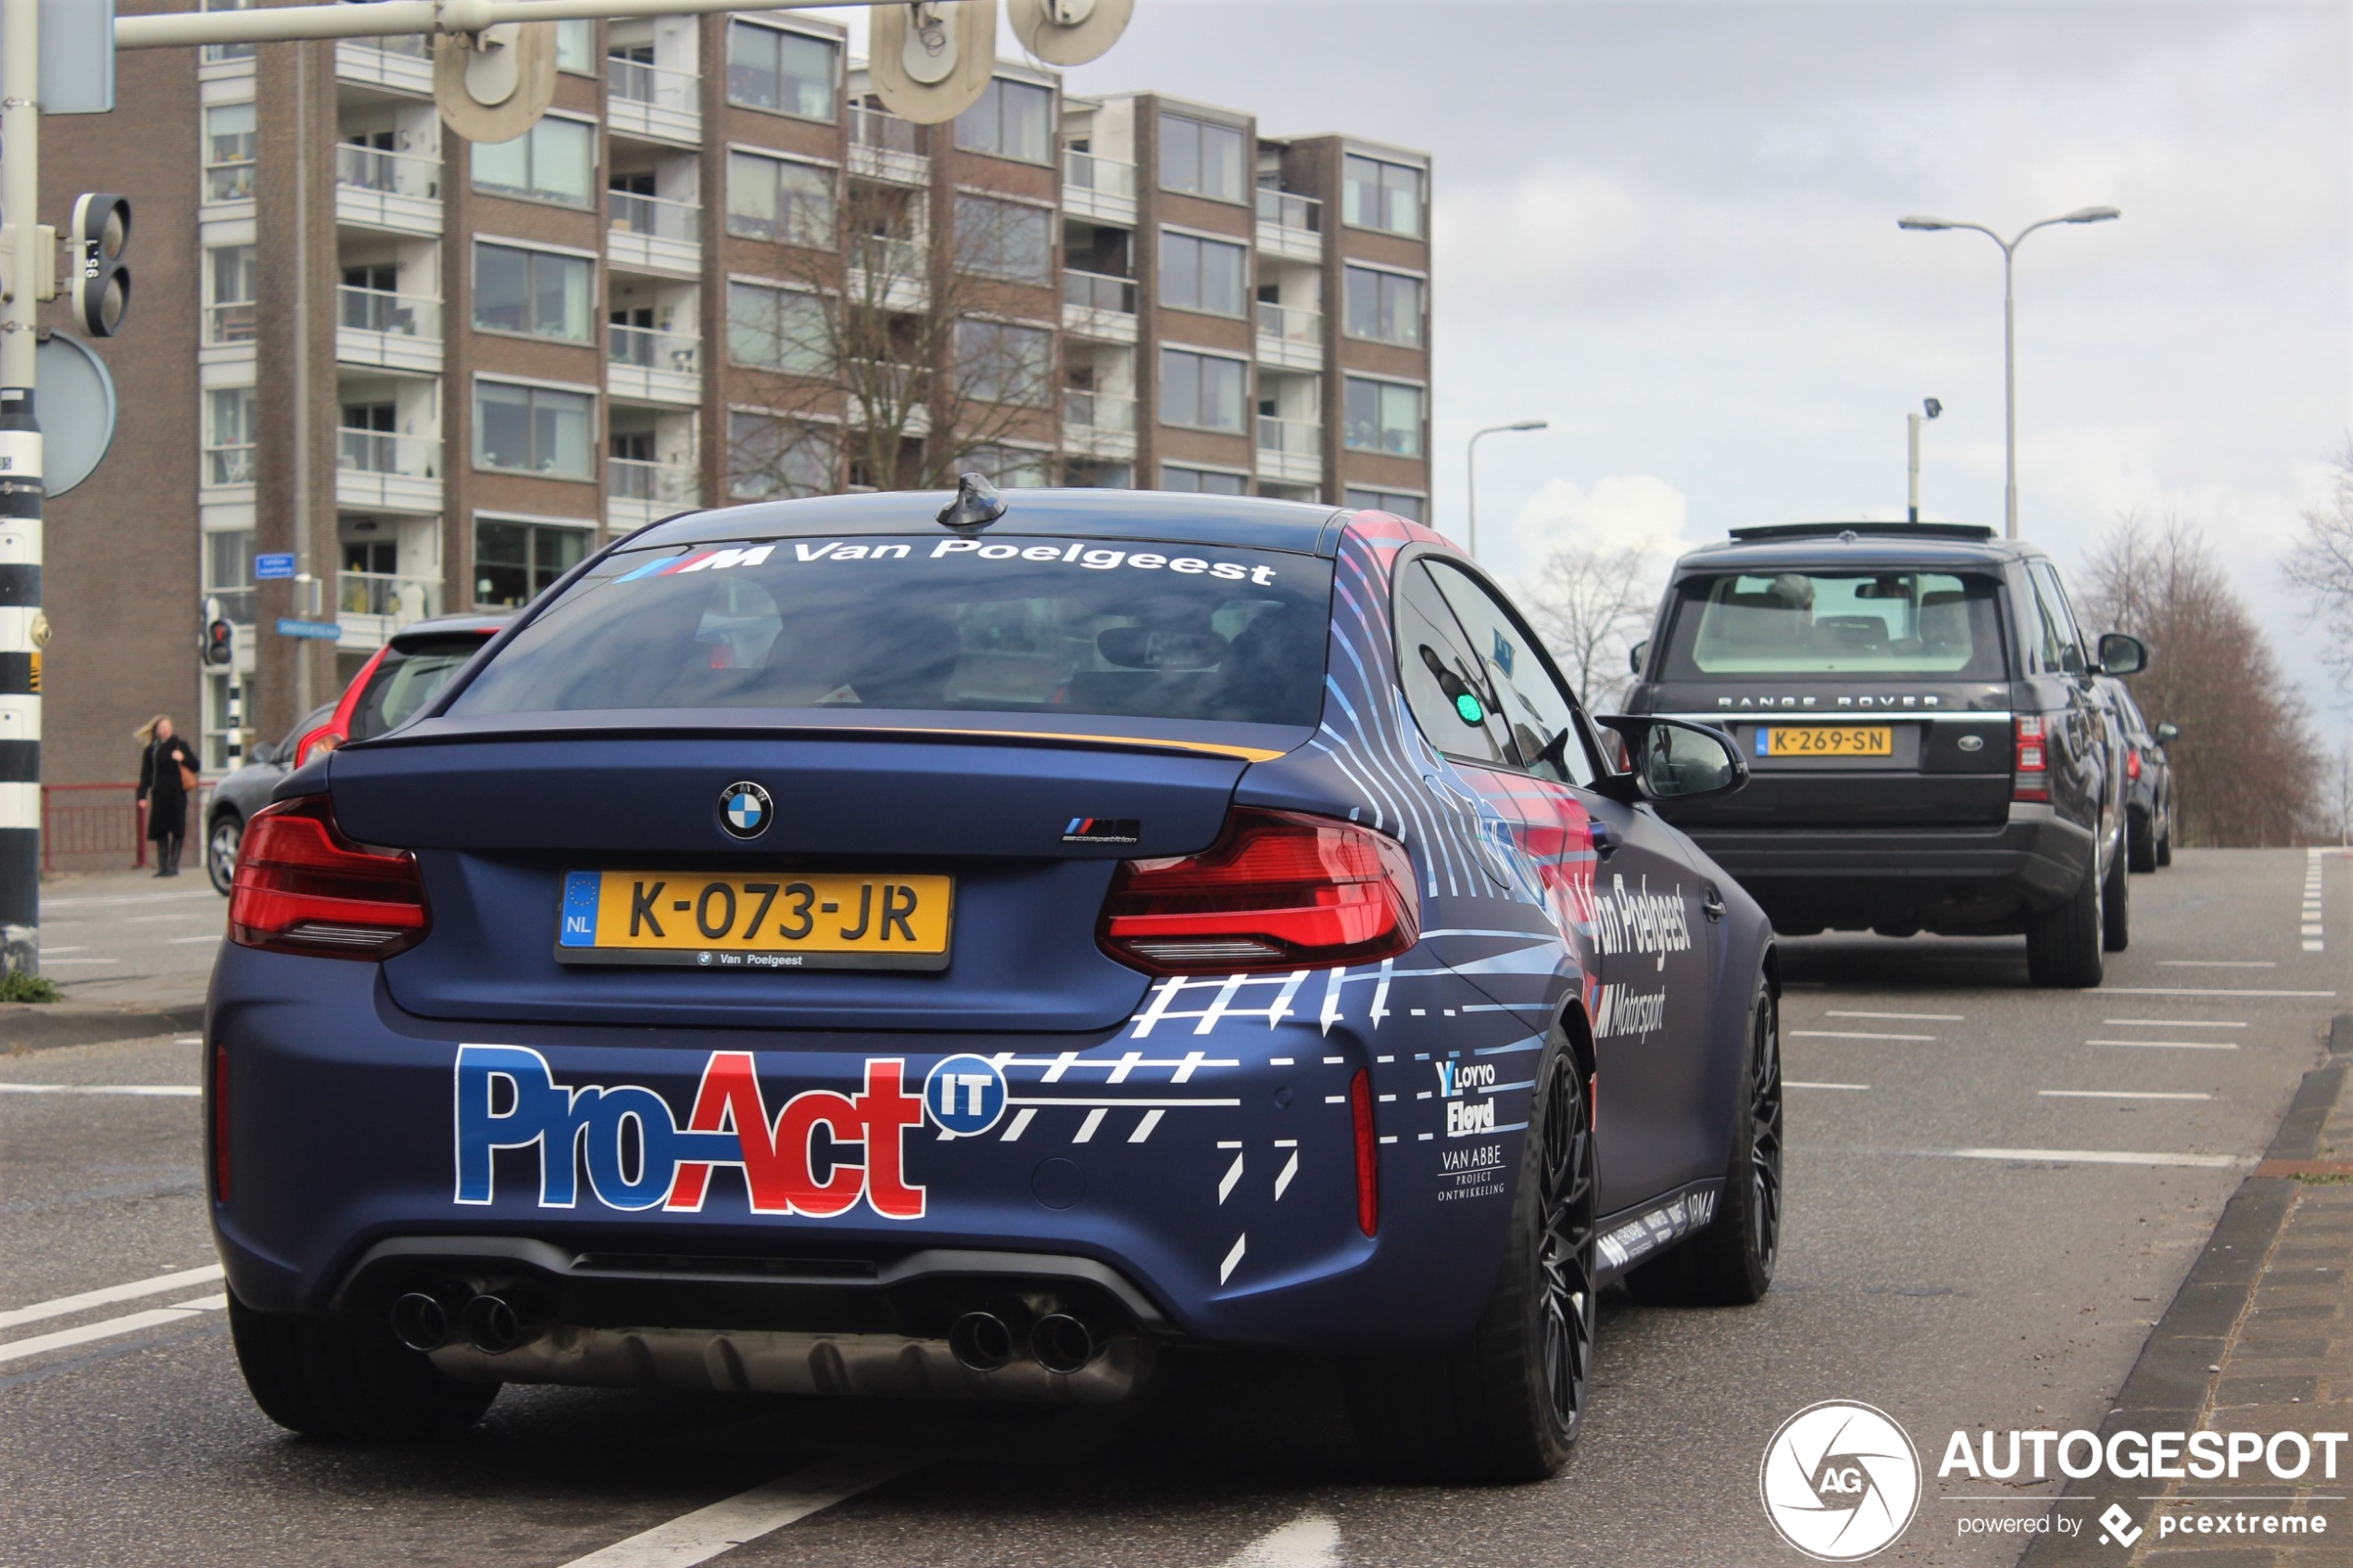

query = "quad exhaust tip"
[388,1292,451,1352]
[948,1311,1014,1373]
[1030,1312,1098,1375]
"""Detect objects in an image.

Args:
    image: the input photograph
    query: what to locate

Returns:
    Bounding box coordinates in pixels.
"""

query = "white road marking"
[0,1293,227,1364]
[127,913,217,923]
[1790,1030,1937,1041]
[1218,1512,1343,1567]
[1787,1081,1870,1090]
[41,946,88,954]
[172,1035,202,1045]
[0,1084,199,1097]
[2087,1039,2239,1051]
[2039,1089,2212,1101]
[1931,1147,2244,1170]
[39,958,120,965]
[2157,960,2275,969]
[2104,988,2334,997]
[1825,1010,1962,1021]
[0,1264,226,1331]
[557,1459,908,1568]
[39,890,220,909]
[2102,1020,2244,1029]
[169,935,221,946]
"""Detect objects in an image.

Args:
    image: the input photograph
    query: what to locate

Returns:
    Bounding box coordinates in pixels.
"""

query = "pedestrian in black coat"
[135,715,200,878]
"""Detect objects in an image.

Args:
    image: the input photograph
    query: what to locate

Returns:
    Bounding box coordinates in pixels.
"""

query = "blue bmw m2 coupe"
[209,485,1780,1481]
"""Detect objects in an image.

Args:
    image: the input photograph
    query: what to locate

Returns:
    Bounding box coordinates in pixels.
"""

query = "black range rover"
[1622,521,2145,987]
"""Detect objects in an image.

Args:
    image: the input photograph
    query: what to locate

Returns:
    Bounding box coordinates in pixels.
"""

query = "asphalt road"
[1,848,2340,1568]
[33,869,226,1008]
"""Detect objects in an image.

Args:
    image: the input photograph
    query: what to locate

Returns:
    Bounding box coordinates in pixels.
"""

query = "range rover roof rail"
[1724,521,1998,543]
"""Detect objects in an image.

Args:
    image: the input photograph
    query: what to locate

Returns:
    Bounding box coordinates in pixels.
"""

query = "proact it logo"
[1760,1401,1923,1562]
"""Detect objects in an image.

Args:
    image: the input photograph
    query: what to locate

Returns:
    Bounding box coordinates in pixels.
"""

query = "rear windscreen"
[1660,571,2008,679]
[447,535,1334,727]
[349,638,490,742]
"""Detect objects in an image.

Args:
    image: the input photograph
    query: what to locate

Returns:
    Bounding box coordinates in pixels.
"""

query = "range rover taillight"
[228,796,429,960]
[2014,715,2050,803]
[1098,809,1419,975]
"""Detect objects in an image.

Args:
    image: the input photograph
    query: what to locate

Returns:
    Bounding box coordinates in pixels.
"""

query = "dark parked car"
[2097,676,2176,871]
[205,614,508,894]
[1623,521,2145,987]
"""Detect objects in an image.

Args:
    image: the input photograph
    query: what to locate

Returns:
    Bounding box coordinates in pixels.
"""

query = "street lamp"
[1907,396,1942,522]
[1465,420,1548,558]
[1897,206,2119,538]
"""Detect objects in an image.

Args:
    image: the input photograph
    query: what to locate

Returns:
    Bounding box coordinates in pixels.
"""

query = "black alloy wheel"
[1536,1046,1598,1442]
[1744,989,1784,1277]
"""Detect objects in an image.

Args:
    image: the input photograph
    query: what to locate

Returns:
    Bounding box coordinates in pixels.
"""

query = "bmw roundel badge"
[718,781,773,841]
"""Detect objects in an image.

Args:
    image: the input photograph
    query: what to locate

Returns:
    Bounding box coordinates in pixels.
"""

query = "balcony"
[203,443,257,491]
[1063,149,1137,227]
[847,237,929,312]
[1063,389,1137,461]
[1256,414,1322,485]
[849,107,927,187]
[336,571,444,651]
[609,326,702,406]
[204,160,256,207]
[608,456,700,531]
[1062,269,1138,343]
[334,34,433,96]
[334,430,441,514]
[335,286,443,373]
[607,56,699,145]
[202,303,257,370]
[1255,187,1323,264]
[334,144,442,236]
[608,190,702,275]
[1255,301,1323,372]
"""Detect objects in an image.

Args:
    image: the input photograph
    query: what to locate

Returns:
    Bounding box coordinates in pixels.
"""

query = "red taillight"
[2014,715,2049,803]
[1097,809,1419,975]
[228,796,429,959]
[2126,747,2142,781]
[210,1042,231,1203]
[1350,1067,1378,1236]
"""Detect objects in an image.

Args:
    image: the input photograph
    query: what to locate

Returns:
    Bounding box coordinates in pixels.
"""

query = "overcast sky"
[824,0,2352,734]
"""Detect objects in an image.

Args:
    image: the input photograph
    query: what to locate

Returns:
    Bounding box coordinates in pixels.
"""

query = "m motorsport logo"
[453,1047,1009,1220]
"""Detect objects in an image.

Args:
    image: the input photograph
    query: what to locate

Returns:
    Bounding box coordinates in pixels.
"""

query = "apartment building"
[39,7,1433,783]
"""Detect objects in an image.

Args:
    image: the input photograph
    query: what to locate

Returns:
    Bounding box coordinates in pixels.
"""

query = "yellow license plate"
[1761,726,1893,758]
[556,871,953,971]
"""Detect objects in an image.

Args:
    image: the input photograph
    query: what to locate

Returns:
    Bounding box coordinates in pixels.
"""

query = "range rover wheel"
[228,1295,497,1441]
[2100,842,2131,952]
[1626,972,1780,1306]
[207,812,242,897]
[2128,814,2157,874]
[1347,1030,1594,1481]
[2026,857,2104,988]
[2156,821,2173,867]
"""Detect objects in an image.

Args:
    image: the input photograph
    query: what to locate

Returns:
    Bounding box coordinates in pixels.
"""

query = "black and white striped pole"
[0,0,43,977]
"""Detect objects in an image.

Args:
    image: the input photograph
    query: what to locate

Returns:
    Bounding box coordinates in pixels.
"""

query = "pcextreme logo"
[1759,1401,1922,1562]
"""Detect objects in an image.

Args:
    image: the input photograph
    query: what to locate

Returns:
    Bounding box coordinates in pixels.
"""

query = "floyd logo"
[718,781,773,841]
[924,1053,1008,1137]
[1758,1400,1922,1561]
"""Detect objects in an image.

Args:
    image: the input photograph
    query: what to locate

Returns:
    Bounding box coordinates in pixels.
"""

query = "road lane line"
[2040,1089,2212,1101]
[0,1084,200,1097]
[2102,1020,2244,1028]
[0,1264,226,1330]
[1789,1030,1936,1041]
[0,1293,227,1364]
[2087,1039,2239,1051]
[169,935,220,946]
[1931,1148,2244,1169]
[2157,960,2275,968]
[1788,1081,1870,1090]
[1825,1010,1963,1021]
[1219,1512,1343,1567]
[558,1459,909,1568]
[2102,988,2334,997]
[37,890,220,909]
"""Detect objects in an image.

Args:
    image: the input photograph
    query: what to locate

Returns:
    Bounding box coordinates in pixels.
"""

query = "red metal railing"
[41,783,212,873]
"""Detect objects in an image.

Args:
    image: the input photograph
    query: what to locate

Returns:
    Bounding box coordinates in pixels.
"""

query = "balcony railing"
[1065,389,1137,432]
[609,456,699,505]
[338,285,441,339]
[1063,149,1136,200]
[607,56,698,111]
[1256,301,1320,344]
[204,302,258,345]
[336,429,437,478]
[608,189,701,243]
[334,144,441,200]
[337,571,443,622]
[1255,186,1322,232]
[1063,269,1137,314]
[205,444,257,486]
[609,326,701,373]
[849,236,927,283]
[850,105,921,155]
[1256,415,1321,458]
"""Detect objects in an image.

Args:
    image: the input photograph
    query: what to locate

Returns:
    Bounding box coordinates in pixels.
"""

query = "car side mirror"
[1591,717,1748,804]
[1628,640,1649,677]
[2154,721,2178,745]
[2096,632,2146,676]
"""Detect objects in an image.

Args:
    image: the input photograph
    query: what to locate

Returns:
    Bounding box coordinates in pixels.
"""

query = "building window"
[1344,486,1425,522]
[1065,459,1132,489]
[1159,112,1244,202]
[955,319,1053,406]
[554,19,595,73]
[1343,265,1424,347]
[955,78,1051,164]
[474,380,595,479]
[1160,231,1247,318]
[1342,154,1424,237]
[474,520,591,609]
[728,412,835,499]
[207,245,257,345]
[1161,348,1247,433]
[204,530,257,625]
[727,281,832,375]
[472,115,595,208]
[726,19,837,120]
[1161,465,1247,495]
[205,103,257,202]
[954,194,1051,282]
[202,0,255,63]
[726,151,836,247]
[1343,376,1424,457]
[206,386,256,484]
[473,243,592,342]
[964,445,1053,488]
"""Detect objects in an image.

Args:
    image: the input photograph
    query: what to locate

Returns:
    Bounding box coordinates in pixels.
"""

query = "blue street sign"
[275,618,341,641]
[254,553,296,581]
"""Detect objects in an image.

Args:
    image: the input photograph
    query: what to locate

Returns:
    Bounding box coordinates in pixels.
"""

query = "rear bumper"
[1675,803,2095,935]
[205,946,1532,1365]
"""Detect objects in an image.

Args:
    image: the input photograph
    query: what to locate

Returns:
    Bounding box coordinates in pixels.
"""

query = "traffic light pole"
[0,0,44,976]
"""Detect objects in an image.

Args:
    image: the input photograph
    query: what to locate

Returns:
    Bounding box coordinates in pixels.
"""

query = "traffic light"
[69,192,130,337]
[201,598,232,669]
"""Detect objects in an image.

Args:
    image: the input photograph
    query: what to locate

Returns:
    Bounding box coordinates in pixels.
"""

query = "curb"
[0,1002,207,1052]
[2016,1015,2350,1565]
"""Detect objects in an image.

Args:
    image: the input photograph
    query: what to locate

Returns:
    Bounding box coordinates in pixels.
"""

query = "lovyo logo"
[1760,1401,1923,1561]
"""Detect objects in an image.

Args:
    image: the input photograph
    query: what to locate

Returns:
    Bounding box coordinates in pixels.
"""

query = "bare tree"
[1524,540,1663,710]
[724,174,1061,499]
[2079,512,2322,847]
[2284,439,2353,686]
